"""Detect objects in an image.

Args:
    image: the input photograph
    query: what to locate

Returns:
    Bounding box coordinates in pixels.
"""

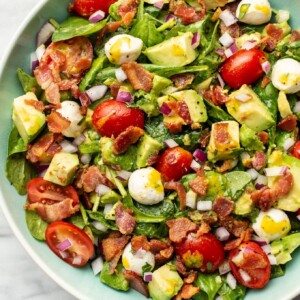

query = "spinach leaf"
[25,208,48,240]
[204,100,233,123]
[86,210,119,231]
[135,200,175,218]
[16,68,41,96]
[79,141,101,154]
[194,273,223,300]
[52,17,107,42]
[224,171,252,200]
[218,282,247,300]
[67,213,86,229]
[275,130,294,151]
[287,212,300,233]
[271,264,285,279]
[7,126,27,157]
[134,222,168,238]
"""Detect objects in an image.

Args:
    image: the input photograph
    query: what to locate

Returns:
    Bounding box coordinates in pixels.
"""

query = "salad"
[5,0,300,299]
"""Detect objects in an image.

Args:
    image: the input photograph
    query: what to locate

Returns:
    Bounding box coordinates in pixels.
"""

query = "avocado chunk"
[144,32,197,67]
[207,121,241,162]
[278,91,293,118]
[148,264,183,300]
[226,85,275,132]
[12,92,46,144]
[136,134,163,168]
[239,124,264,151]
[234,190,254,215]
[268,150,300,211]
[263,21,291,38]
[44,152,79,186]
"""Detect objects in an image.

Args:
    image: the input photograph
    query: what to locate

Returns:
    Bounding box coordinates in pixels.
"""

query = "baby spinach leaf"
[271,264,285,279]
[16,68,41,96]
[133,222,168,238]
[204,100,233,123]
[218,281,246,300]
[7,126,27,157]
[25,208,48,240]
[224,171,252,200]
[194,273,223,300]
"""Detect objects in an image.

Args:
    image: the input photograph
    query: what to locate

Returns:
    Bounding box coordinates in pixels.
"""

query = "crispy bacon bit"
[149,239,174,266]
[149,239,170,254]
[110,81,121,98]
[277,115,298,132]
[257,131,269,145]
[123,270,149,298]
[176,255,188,276]
[26,133,63,163]
[46,110,71,133]
[131,235,150,252]
[215,160,232,173]
[169,0,206,25]
[175,284,200,300]
[81,192,93,210]
[272,172,293,200]
[251,186,273,211]
[115,203,136,235]
[96,21,123,46]
[24,99,45,112]
[260,36,277,52]
[171,73,195,90]
[164,121,183,134]
[122,62,154,92]
[202,85,229,106]
[224,227,253,251]
[265,24,284,42]
[220,21,240,38]
[290,30,300,43]
[220,216,249,238]
[196,221,211,237]
[213,196,234,219]
[164,181,187,210]
[118,0,139,26]
[199,128,211,148]
[102,231,130,274]
[252,151,267,170]
[113,126,144,155]
[234,247,268,269]
[24,198,80,223]
[166,217,197,243]
[183,272,198,284]
[261,76,271,88]
[178,101,192,125]
[189,174,209,196]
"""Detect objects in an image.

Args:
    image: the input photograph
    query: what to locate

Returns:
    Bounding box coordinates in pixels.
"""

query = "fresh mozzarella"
[271,58,300,94]
[122,242,155,276]
[236,0,271,25]
[56,101,86,138]
[252,208,291,242]
[104,34,143,65]
[128,167,164,205]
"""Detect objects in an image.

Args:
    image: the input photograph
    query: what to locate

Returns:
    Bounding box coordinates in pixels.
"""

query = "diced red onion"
[262,244,272,255]
[73,134,86,146]
[186,191,197,209]
[234,93,252,102]
[293,101,300,113]
[283,137,295,151]
[143,272,153,282]
[242,41,256,50]
[116,89,133,103]
[30,52,39,72]
[86,85,108,102]
[116,170,132,181]
[81,154,92,165]
[215,227,230,241]
[193,149,207,163]
[92,221,108,232]
[115,68,128,82]
[36,162,50,173]
[73,256,83,265]
[159,102,173,116]
[255,183,266,190]
[219,259,231,275]
[192,32,200,49]
[216,73,225,89]
[268,254,278,265]
[91,256,104,275]
[261,61,271,74]
[219,9,238,27]
[224,42,238,58]
[215,48,225,56]
[190,159,201,171]
[56,239,72,251]
[197,200,212,211]
[104,203,114,214]
[226,272,237,290]
[79,92,92,107]
[95,184,112,196]
[89,10,105,23]
[297,215,300,221]
[164,138,178,148]
[246,168,259,180]
[264,166,288,177]
[153,1,164,9]
[255,174,268,186]
[59,250,69,259]
[36,44,46,61]
[239,269,251,283]
[60,140,78,153]
[36,21,56,47]
[39,168,49,178]
[251,235,267,246]
[219,32,234,48]
[165,14,175,22]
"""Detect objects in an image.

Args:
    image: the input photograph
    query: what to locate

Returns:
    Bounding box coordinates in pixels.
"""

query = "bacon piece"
[220,216,249,238]
[199,128,211,148]
[196,221,211,237]
[261,76,272,88]
[224,227,253,251]
[115,203,136,235]
[214,122,230,148]
[234,251,268,270]
[164,121,183,134]
[81,192,93,210]
[123,270,149,298]
[252,151,267,170]
[131,235,150,252]
[122,62,154,92]
[164,181,187,210]
[257,131,269,144]
[118,0,139,26]
[215,160,232,173]
[213,196,234,219]
[24,99,45,112]
[202,86,229,106]
[277,115,298,132]
[46,110,71,133]
[175,284,200,300]
[149,239,174,265]
[177,101,192,125]
[176,255,188,276]
[171,73,195,90]
[272,172,293,199]
[24,198,80,223]
[113,126,144,155]
[110,81,121,98]
[265,24,284,42]
[189,174,209,196]
[251,186,273,211]
[166,217,197,243]
[183,272,198,284]
[290,30,300,43]
[96,21,123,46]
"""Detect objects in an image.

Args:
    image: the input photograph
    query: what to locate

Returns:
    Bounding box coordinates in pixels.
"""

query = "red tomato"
[292,141,300,159]
[72,0,117,17]
[175,232,225,272]
[220,49,267,89]
[92,99,145,137]
[46,221,94,267]
[155,146,193,181]
[228,241,271,289]
[27,178,79,206]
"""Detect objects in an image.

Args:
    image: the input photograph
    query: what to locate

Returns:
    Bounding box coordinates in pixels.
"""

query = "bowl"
[0,0,299,299]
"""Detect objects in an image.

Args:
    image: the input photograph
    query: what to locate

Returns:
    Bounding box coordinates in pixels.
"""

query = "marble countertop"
[0,1,299,300]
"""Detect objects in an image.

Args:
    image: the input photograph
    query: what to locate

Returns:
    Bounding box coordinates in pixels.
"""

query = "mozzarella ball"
[56,101,86,138]
[122,242,155,276]
[128,167,164,205]
[271,58,300,94]
[236,0,271,25]
[104,34,143,65]
[252,208,291,242]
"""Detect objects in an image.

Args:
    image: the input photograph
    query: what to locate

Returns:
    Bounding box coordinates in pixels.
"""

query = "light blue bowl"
[0,0,299,299]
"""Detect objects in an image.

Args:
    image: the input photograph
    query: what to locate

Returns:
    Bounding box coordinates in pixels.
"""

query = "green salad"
[6,0,300,299]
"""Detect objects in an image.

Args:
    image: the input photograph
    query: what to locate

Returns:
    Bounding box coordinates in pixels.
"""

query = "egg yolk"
[254,4,270,15]
[109,37,130,64]
[146,169,164,193]
[261,215,290,235]
[122,257,130,269]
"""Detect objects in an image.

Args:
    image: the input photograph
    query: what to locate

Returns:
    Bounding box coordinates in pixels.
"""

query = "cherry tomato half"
[175,232,225,272]
[72,0,117,17]
[46,221,94,267]
[220,49,267,89]
[292,141,300,159]
[155,146,193,182]
[229,241,271,289]
[92,99,145,137]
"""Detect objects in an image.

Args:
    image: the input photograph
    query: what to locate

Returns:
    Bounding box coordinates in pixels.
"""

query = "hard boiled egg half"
[104,34,143,65]
[252,208,291,242]
[128,167,164,205]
